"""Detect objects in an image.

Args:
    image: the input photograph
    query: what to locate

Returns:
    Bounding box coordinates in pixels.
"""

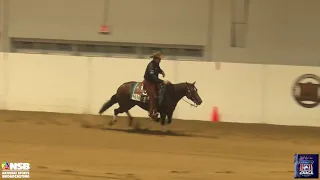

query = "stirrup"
[149,112,158,119]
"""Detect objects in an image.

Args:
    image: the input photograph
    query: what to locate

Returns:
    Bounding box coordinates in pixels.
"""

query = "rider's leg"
[149,85,158,118]
[143,80,158,120]
[158,84,166,106]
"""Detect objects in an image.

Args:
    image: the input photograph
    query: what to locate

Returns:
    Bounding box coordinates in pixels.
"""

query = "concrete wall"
[2,0,320,66]
[211,0,320,66]
[1,53,319,127]
[0,53,5,108]
[0,0,3,49]
[8,0,209,45]
[0,0,9,52]
[247,0,320,66]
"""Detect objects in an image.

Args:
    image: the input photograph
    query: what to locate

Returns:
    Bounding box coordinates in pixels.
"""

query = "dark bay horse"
[98,81,202,127]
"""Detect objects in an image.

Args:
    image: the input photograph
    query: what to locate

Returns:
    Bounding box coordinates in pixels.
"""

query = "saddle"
[131,82,166,104]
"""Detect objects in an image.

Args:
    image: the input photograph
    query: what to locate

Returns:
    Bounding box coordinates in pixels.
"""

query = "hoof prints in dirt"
[61,169,74,173]
[270,170,294,173]
[170,170,236,175]
[37,166,49,169]
[36,166,140,179]
[80,123,98,129]
[102,127,192,137]
[80,120,220,139]
[103,127,220,139]
[170,170,192,174]
[215,170,235,174]
[105,173,141,180]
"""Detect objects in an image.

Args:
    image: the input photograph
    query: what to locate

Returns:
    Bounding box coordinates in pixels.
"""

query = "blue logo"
[294,154,319,179]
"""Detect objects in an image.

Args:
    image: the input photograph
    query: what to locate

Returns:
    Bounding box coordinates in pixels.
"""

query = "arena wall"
[211,0,320,66]
[8,0,209,45]
[0,52,319,127]
[0,52,5,109]
[4,0,320,66]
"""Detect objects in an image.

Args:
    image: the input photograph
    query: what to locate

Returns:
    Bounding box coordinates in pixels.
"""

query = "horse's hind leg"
[108,107,124,126]
[109,103,135,126]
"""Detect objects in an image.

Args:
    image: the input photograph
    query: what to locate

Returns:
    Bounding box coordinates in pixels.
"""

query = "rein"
[181,82,199,107]
[182,98,198,107]
[165,82,199,107]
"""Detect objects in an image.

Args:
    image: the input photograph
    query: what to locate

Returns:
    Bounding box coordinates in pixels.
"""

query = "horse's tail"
[98,94,118,115]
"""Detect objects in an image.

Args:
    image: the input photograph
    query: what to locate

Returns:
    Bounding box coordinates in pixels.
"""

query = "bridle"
[182,83,199,107]
[182,98,198,107]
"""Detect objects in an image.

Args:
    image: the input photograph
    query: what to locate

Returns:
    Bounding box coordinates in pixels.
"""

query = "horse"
[98,81,203,127]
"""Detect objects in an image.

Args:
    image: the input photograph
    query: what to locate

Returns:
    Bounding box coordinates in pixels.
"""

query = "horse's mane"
[166,82,188,93]
[167,82,183,87]
[169,82,191,87]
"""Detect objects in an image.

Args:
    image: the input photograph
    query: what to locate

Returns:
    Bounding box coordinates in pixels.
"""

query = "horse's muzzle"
[197,99,203,105]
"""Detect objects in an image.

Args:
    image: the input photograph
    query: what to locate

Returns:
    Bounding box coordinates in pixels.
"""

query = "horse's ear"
[193,81,196,85]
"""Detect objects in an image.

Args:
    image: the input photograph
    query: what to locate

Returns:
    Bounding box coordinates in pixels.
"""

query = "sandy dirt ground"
[0,110,319,180]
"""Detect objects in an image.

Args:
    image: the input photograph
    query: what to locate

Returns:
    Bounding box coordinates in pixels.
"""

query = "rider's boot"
[149,98,159,121]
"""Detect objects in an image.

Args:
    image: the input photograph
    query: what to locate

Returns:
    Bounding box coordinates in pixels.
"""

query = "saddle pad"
[131,82,149,102]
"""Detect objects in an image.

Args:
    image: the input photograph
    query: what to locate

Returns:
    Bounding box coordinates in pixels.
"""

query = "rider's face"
[154,58,161,63]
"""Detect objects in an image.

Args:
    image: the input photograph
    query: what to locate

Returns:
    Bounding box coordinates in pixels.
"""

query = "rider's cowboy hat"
[150,52,163,59]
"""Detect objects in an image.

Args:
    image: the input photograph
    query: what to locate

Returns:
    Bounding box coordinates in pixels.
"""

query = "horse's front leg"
[160,113,166,126]
[167,111,173,124]
[159,113,167,132]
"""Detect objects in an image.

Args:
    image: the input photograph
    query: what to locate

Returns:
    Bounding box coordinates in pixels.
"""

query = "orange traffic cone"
[211,106,220,122]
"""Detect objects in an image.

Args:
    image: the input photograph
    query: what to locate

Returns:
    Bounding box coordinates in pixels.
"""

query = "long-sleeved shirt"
[144,60,164,84]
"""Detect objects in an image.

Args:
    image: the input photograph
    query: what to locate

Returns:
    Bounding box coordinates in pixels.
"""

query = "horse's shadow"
[101,127,193,137]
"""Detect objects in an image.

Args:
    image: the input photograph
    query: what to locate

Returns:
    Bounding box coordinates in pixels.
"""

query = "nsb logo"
[1,162,30,171]
[1,162,9,170]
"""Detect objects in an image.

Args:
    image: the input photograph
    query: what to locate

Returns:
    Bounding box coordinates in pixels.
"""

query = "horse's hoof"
[108,121,114,126]
[102,124,108,129]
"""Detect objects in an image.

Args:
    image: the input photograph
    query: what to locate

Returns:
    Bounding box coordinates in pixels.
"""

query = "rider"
[143,52,169,120]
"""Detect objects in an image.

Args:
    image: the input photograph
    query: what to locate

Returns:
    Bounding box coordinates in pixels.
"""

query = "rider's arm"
[159,67,164,75]
[155,62,164,75]
[148,63,164,83]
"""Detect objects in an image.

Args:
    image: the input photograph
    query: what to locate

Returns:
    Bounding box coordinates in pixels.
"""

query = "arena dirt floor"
[0,110,319,180]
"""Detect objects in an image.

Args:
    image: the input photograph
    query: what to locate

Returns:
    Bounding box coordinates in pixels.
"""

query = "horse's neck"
[171,84,187,104]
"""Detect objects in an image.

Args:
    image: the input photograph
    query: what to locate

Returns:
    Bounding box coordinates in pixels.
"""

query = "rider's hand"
[163,80,170,84]
[162,72,166,77]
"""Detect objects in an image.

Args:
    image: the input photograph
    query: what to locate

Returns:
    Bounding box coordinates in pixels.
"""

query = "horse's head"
[185,81,203,106]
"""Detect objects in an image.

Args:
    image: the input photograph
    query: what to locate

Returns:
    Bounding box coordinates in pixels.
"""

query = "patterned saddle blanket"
[131,82,166,104]
[131,82,150,103]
